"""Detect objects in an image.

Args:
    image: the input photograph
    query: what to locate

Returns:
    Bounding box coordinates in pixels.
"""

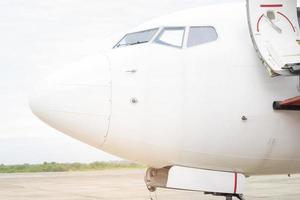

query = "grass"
[0,162,144,173]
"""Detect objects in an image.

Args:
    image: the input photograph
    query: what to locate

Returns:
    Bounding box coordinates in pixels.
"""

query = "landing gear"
[146,190,246,200]
[146,185,156,193]
[144,166,246,200]
[230,194,245,200]
[204,192,246,200]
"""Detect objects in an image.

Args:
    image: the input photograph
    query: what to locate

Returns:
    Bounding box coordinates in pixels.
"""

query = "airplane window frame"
[113,28,159,48]
[186,26,218,48]
[153,27,186,49]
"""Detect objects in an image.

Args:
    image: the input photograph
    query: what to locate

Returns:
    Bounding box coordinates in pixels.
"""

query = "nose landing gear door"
[247,0,300,76]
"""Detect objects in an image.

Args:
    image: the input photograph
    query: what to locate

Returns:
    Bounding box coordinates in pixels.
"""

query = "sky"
[0,0,240,164]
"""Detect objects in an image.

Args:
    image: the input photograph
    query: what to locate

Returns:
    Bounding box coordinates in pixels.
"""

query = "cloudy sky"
[0,0,240,164]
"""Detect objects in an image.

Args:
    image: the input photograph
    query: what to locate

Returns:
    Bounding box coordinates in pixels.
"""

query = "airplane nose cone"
[29,54,112,148]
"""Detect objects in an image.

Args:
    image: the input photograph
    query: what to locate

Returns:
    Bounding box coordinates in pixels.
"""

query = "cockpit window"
[187,26,218,47]
[154,27,185,48]
[114,28,158,48]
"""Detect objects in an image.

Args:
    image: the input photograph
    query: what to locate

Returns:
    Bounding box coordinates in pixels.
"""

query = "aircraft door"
[247,0,300,76]
[108,48,147,143]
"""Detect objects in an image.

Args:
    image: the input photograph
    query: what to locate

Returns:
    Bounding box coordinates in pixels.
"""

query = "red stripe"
[260,4,283,7]
[277,11,296,32]
[280,96,300,106]
[257,14,264,32]
[234,172,238,194]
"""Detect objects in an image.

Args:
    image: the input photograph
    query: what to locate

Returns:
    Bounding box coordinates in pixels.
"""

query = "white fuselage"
[30,2,300,176]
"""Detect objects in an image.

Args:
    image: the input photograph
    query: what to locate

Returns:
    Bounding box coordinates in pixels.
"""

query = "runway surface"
[0,169,299,200]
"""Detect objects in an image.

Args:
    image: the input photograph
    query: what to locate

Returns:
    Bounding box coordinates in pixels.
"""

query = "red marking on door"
[277,11,296,32]
[257,14,264,32]
[280,96,300,106]
[260,4,283,7]
[234,172,238,194]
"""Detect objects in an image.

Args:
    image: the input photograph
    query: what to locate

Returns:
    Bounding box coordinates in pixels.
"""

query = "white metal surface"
[30,55,112,148]
[30,2,300,178]
[167,166,245,194]
[247,0,300,76]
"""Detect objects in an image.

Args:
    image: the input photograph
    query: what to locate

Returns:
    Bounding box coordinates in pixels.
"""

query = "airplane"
[29,0,300,199]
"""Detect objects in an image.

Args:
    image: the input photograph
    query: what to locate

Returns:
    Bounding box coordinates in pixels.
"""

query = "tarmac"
[0,169,299,200]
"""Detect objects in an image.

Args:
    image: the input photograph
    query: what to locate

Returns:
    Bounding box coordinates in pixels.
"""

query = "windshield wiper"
[129,40,148,46]
[116,41,148,48]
